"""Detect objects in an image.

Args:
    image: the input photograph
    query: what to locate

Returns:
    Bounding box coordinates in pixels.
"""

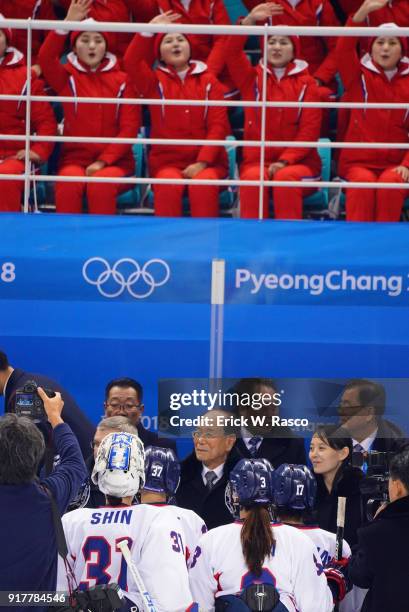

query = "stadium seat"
[116,131,144,212]
[303,137,332,215]
[219,135,238,215]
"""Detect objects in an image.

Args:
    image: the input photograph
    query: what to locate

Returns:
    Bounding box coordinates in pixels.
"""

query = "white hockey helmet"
[92,432,145,498]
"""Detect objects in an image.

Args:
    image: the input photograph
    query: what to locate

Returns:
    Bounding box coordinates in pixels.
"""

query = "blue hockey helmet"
[143,446,181,495]
[271,464,317,511]
[226,458,274,518]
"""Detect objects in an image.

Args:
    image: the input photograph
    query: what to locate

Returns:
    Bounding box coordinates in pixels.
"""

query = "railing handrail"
[0,18,409,37]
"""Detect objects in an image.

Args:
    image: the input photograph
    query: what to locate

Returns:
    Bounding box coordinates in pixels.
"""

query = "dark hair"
[390,450,409,493]
[241,506,275,576]
[233,378,278,397]
[0,414,45,484]
[313,424,353,463]
[343,379,386,416]
[105,377,143,402]
[0,350,9,371]
[106,495,126,506]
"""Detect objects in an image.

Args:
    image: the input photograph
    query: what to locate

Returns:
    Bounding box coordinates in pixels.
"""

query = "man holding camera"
[0,349,95,460]
[346,450,409,612]
[0,388,87,609]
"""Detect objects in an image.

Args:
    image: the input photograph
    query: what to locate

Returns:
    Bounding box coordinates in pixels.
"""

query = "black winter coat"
[314,465,365,547]
[176,448,242,530]
[348,495,409,612]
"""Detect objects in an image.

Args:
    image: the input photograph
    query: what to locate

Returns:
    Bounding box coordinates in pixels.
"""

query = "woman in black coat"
[309,424,365,546]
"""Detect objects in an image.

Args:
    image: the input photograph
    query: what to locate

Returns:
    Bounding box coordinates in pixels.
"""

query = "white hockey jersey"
[57,504,196,612]
[149,504,207,568]
[294,525,367,612]
[188,521,334,612]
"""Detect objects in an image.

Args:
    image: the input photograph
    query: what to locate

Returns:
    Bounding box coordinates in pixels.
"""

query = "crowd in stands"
[0,0,408,220]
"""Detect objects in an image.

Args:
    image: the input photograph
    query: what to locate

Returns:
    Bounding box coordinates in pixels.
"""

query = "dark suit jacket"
[176,448,242,530]
[5,368,95,459]
[371,418,409,454]
[348,495,409,612]
[233,429,306,469]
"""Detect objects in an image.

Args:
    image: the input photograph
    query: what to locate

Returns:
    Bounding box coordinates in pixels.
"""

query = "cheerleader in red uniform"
[38,0,140,214]
[0,20,56,212]
[225,3,322,219]
[336,0,409,221]
[124,12,229,216]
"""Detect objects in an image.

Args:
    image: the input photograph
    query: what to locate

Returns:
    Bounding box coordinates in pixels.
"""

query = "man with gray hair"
[176,409,241,529]
[84,415,140,508]
[0,388,87,607]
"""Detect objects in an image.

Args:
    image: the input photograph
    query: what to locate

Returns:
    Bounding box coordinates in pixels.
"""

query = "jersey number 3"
[79,536,133,590]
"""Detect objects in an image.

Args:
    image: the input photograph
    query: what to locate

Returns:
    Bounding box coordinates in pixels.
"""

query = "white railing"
[1,17,409,217]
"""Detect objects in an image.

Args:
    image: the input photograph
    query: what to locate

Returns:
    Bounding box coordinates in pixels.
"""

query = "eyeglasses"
[192,430,221,440]
[106,402,142,413]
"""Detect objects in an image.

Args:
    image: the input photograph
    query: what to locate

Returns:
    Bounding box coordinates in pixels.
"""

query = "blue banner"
[1,214,409,433]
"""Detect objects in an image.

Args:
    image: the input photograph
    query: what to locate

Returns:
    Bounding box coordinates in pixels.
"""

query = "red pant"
[344,166,407,222]
[0,159,25,212]
[240,164,318,219]
[153,166,225,217]
[56,165,128,215]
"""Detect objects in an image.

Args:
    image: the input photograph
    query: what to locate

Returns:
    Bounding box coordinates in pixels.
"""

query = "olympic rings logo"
[82,257,171,299]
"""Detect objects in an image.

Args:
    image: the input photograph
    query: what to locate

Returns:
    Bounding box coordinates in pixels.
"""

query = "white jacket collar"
[361,52,409,76]
[67,51,117,73]
[158,59,208,76]
[259,58,309,77]
[0,47,24,67]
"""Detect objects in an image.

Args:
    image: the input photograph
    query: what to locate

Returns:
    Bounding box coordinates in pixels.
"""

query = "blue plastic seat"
[303,137,331,212]
[116,131,144,210]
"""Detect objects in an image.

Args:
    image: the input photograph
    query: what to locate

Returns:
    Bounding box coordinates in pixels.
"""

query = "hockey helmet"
[92,432,145,498]
[143,446,181,495]
[272,464,317,512]
[226,458,274,518]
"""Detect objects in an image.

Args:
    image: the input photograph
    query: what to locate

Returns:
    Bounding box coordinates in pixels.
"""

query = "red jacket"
[38,30,140,171]
[365,0,409,25]
[154,0,231,78]
[0,0,56,59]
[337,20,409,174]
[242,0,340,84]
[0,47,56,161]
[124,34,228,175]
[225,34,322,172]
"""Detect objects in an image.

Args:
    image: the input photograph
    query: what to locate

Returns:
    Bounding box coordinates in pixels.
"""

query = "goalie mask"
[92,432,145,498]
[225,458,274,519]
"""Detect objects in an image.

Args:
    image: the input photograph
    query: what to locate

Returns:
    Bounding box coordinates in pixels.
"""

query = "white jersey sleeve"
[296,525,367,612]
[138,510,195,611]
[164,506,207,567]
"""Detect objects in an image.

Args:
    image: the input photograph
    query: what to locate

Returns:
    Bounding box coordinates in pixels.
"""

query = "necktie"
[353,443,366,471]
[205,471,217,490]
[248,436,262,457]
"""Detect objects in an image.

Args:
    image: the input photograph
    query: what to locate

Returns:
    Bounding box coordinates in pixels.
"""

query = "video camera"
[359,451,393,521]
[14,380,55,421]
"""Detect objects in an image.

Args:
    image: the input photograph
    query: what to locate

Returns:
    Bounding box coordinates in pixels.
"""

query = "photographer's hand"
[37,387,64,429]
